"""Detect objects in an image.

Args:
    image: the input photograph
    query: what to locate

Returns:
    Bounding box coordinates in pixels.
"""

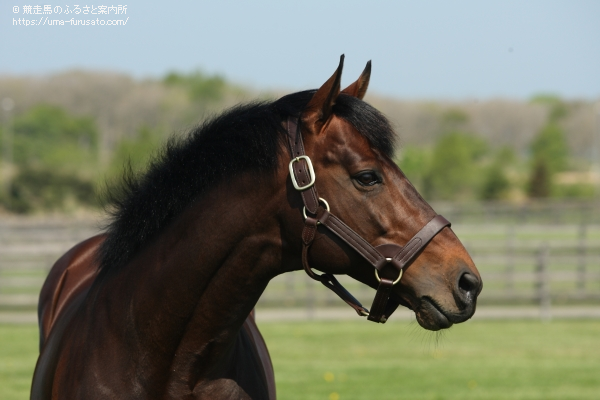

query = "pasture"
[1,208,599,398]
[2,319,599,400]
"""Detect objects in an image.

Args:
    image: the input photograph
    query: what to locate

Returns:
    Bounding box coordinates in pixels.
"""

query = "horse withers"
[32,56,482,399]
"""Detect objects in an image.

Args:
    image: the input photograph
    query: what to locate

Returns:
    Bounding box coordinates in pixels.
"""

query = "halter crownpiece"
[286,117,451,323]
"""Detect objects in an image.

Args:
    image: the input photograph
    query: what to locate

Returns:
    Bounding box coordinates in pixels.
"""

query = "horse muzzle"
[410,268,482,331]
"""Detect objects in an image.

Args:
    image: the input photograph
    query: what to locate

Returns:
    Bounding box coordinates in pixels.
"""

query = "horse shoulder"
[38,234,106,349]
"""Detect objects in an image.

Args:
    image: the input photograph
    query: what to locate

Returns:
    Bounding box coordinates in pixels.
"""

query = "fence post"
[306,275,315,320]
[285,272,295,306]
[506,225,515,292]
[577,222,587,290]
[536,242,551,321]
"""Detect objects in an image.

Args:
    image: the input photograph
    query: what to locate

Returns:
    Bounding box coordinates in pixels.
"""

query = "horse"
[31,56,482,399]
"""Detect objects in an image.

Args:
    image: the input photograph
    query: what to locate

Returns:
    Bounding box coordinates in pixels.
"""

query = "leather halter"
[287,117,451,323]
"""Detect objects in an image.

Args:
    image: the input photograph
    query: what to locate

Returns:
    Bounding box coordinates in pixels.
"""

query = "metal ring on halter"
[302,198,330,220]
[375,264,403,286]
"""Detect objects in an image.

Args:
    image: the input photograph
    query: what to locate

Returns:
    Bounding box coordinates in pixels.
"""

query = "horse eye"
[355,171,380,186]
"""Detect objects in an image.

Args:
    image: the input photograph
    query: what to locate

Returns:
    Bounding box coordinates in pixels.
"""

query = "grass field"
[258,319,600,400]
[0,325,38,400]
[1,319,599,400]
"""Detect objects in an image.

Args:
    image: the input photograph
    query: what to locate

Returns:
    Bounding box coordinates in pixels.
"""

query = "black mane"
[98,91,396,272]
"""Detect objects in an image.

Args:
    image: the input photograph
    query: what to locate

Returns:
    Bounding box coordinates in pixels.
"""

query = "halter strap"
[286,117,450,323]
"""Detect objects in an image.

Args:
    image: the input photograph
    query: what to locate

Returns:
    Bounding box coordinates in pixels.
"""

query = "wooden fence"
[0,217,100,322]
[1,204,599,322]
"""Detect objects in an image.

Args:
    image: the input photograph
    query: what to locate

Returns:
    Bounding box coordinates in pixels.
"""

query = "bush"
[106,126,162,179]
[11,104,98,174]
[423,132,488,200]
[480,147,514,200]
[528,159,552,198]
[526,104,571,199]
[530,123,569,175]
[6,168,97,213]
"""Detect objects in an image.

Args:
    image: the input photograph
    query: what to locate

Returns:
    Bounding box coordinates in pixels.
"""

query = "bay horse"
[31,56,482,399]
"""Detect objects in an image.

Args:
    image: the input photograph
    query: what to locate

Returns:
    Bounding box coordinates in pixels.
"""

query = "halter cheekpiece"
[287,117,451,323]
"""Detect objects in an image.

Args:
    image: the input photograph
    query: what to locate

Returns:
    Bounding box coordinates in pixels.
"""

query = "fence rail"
[0,217,100,318]
[1,202,599,322]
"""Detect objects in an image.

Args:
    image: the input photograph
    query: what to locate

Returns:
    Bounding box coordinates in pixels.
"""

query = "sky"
[2,1,600,100]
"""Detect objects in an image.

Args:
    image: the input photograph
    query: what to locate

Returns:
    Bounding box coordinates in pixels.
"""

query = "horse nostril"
[458,272,480,294]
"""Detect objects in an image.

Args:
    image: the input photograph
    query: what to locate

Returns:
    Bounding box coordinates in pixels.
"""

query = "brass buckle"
[289,156,316,191]
[375,259,403,286]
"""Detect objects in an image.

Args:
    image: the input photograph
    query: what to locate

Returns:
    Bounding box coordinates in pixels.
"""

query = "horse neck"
[94,170,290,390]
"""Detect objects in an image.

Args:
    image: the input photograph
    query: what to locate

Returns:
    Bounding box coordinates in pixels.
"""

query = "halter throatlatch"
[287,117,451,323]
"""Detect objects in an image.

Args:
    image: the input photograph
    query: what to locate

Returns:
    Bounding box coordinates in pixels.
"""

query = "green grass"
[2,320,600,400]
[258,319,600,400]
[0,325,38,400]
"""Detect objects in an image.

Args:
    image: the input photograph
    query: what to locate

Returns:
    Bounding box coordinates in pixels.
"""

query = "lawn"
[258,319,600,400]
[1,319,599,400]
[0,325,38,400]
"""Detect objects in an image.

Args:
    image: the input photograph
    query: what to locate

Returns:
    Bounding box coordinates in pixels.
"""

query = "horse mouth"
[415,297,453,331]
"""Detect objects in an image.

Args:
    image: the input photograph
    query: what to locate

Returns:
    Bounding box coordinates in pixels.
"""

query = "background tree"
[2,105,99,212]
[480,147,514,200]
[106,125,162,179]
[528,159,551,198]
[527,95,570,198]
[12,104,98,172]
[423,132,488,200]
[529,123,569,174]
[396,145,430,192]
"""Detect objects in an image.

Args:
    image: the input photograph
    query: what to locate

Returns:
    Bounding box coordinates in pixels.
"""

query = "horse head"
[285,56,482,330]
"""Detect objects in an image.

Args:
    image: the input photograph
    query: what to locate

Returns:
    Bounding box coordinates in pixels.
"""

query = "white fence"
[1,204,599,323]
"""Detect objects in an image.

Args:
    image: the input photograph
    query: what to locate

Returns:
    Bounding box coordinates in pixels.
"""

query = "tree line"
[0,71,597,213]
[398,95,596,202]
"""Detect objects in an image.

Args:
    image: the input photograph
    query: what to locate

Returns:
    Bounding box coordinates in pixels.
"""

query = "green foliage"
[11,104,98,173]
[1,105,100,213]
[163,70,227,102]
[1,84,594,213]
[530,123,569,174]
[423,132,488,200]
[526,112,570,199]
[0,105,165,213]
[106,126,162,181]
[396,146,431,192]
[480,147,514,200]
[528,159,552,198]
[6,168,96,213]
[480,164,510,201]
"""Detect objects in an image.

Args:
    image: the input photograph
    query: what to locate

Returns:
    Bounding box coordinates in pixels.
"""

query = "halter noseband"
[287,117,451,323]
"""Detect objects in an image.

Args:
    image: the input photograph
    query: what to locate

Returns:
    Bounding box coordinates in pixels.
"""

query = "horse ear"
[304,55,344,131]
[341,60,371,99]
